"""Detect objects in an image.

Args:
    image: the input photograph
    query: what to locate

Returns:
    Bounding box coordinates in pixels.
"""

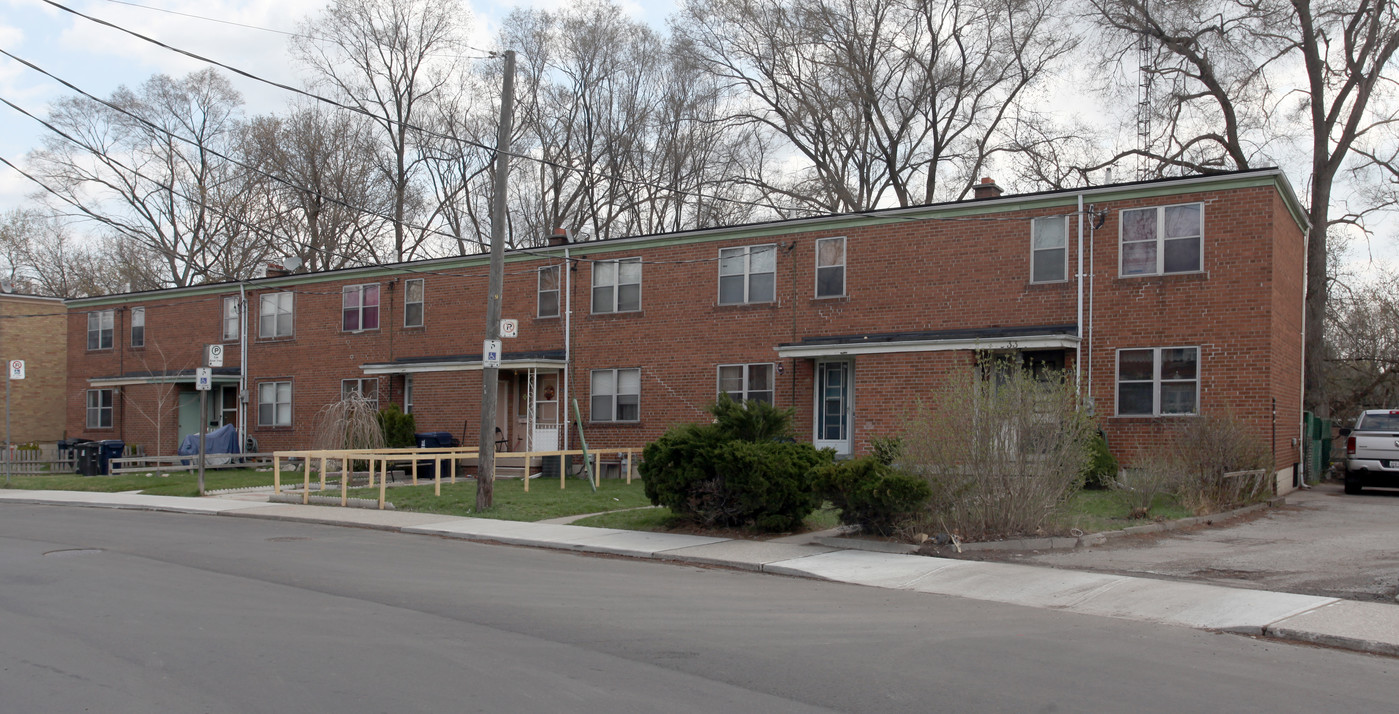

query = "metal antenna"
[1137,0,1153,180]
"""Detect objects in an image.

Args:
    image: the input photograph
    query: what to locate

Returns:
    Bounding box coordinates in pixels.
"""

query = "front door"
[814,360,853,455]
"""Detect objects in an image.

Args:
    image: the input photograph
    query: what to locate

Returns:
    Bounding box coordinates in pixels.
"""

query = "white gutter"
[1076,194,1085,395]
[776,335,1079,359]
[239,284,248,450]
[562,246,572,452]
[360,358,567,376]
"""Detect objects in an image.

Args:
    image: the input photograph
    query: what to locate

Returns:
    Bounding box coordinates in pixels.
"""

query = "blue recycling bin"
[97,440,125,475]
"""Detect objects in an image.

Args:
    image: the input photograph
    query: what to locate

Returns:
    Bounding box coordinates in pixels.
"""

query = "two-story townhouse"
[64,168,1309,492]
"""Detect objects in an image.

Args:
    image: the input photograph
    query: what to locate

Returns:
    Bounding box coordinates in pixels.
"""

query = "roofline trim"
[776,335,1080,358]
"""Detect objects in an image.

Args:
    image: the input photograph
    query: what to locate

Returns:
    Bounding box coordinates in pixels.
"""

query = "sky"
[1,0,1394,277]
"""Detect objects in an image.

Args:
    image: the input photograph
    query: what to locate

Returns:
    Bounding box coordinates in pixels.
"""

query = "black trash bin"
[72,442,100,476]
[97,440,125,476]
[413,432,460,481]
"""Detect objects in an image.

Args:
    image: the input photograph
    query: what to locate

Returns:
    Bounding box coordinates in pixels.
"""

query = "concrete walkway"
[4,488,1397,658]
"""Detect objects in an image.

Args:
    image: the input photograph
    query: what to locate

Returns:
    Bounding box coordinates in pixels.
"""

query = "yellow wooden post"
[378,457,387,510]
[434,457,441,497]
[450,454,457,484]
[273,455,281,494]
[302,457,311,505]
[626,449,635,484]
[594,454,601,489]
[319,456,327,492]
[340,456,348,507]
[411,456,418,485]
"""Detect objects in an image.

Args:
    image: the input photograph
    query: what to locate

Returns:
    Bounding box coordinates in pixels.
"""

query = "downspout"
[562,247,572,452]
[1298,216,1310,488]
[239,284,247,452]
[1087,205,1098,408]
[1076,195,1084,396]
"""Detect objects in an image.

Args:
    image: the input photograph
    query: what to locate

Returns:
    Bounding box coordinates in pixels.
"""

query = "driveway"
[979,482,1399,603]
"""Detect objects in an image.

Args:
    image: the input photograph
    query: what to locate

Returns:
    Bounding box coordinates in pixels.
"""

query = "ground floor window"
[1117,347,1199,416]
[86,389,113,429]
[342,378,379,411]
[403,375,414,414]
[258,382,292,427]
[717,363,774,404]
[590,368,640,422]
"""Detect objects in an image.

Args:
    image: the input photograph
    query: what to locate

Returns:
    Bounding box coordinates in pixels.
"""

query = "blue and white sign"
[8,360,23,380]
[195,367,212,391]
[483,339,502,368]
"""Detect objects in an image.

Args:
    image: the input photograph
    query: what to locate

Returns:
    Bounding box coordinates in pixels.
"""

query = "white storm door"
[814,360,852,455]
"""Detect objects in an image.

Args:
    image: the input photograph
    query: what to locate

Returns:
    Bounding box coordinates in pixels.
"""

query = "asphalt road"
[984,483,1399,602]
[3,505,1397,714]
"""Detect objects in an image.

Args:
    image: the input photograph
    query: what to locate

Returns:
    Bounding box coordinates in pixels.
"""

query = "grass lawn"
[1055,489,1195,533]
[1,469,281,497]
[345,477,654,521]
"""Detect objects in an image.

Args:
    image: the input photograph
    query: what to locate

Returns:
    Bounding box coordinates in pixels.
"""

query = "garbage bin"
[58,438,91,474]
[541,454,561,481]
[97,440,125,476]
[413,432,460,481]
[72,442,100,476]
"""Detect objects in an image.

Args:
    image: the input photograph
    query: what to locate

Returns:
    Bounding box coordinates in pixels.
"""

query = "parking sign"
[195,367,212,391]
[8,360,23,380]
[483,339,502,368]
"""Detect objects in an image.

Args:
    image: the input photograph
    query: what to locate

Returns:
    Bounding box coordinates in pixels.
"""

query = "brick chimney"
[973,177,1003,200]
[265,262,289,278]
[547,228,570,246]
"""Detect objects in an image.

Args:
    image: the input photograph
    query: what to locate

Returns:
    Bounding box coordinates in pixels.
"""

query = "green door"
[178,391,201,444]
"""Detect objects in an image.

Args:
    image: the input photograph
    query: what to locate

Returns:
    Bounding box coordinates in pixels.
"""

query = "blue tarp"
[179,424,241,457]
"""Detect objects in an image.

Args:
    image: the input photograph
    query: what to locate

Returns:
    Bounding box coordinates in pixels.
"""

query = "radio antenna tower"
[1136,1,1153,180]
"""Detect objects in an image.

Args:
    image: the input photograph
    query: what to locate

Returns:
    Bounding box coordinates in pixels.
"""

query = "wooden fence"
[2,443,145,475]
[271,446,642,510]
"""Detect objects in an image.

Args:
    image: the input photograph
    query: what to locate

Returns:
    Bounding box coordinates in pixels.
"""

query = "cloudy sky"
[1,0,1393,275]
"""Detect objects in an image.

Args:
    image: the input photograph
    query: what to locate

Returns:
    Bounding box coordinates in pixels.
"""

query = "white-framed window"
[257,381,292,427]
[1120,202,1203,276]
[404,278,424,328]
[342,378,379,410]
[538,265,560,318]
[719,245,776,305]
[85,388,113,429]
[717,363,775,404]
[130,307,145,348]
[343,284,380,331]
[592,258,641,313]
[1117,347,1199,416]
[222,296,240,341]
[258,292,294,339]
[87,309,114,351]
[403,375,414,415]
[1031,216,1069,283]
[590,368,640,422]
[815,237,846,298]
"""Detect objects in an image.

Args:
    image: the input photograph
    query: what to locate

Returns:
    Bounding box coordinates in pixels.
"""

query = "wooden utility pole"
[478,49,516,511]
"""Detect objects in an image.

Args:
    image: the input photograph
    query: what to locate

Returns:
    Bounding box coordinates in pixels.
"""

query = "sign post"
[5,359,22,486]
[196,363,212,496]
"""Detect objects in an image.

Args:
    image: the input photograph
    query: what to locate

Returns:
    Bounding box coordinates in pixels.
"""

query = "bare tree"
[0,208,159,297]
[1085,0,1399,416]
[293,0,469,262]
[25,69,259,287]
[242,105,394,270]
[673,0,1079,213]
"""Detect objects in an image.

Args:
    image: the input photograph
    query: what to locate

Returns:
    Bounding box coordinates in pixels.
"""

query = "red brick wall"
[63,177,1307,475]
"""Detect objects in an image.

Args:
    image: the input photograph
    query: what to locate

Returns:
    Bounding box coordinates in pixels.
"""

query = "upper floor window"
[718,363,774,405]
[815,237,846,298]
[1117,347,1199,416]
[342,378,379,410]
[86,388,113,429]
[87,309,113,350]
[343,284,380,332]
[222,296,240,341]
[719,245,775,305]
[404,278,424,328]
[130,307,145,348]
[1031,216,1068,283]
[590,368,640,422]
[257,381,292,427]
[1120,203,1203,276]
[592,258,641,313]
[259,292,294,339]
[538,265,560,318]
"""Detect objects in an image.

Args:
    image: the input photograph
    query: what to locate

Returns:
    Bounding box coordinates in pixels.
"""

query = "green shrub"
[377,404,417,449]
[640,395,832,532]
[815,456,932,536]
[1082,432,1119,490]
[868,436,903,466]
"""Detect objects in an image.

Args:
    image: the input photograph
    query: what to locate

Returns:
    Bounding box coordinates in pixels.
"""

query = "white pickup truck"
[1342,410,1399,494]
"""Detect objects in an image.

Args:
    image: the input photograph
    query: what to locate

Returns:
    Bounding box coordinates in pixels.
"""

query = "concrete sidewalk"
[4,488,1396,658]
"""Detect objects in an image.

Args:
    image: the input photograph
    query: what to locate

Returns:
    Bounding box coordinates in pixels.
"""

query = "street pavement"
[3,487,1398,658]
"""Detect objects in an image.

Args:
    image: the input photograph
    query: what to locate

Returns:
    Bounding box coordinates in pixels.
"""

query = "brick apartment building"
[63,168,1309,492]
[1,293,67,444]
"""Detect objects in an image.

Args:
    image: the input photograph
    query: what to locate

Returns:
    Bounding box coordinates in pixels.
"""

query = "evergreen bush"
[815,457,932,536]
[377,403,417,449]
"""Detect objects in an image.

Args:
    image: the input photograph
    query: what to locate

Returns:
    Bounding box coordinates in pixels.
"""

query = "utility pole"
[478,49,515,511]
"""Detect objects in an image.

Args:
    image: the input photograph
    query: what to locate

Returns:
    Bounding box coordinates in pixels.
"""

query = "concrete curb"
[816,497,1288,555]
